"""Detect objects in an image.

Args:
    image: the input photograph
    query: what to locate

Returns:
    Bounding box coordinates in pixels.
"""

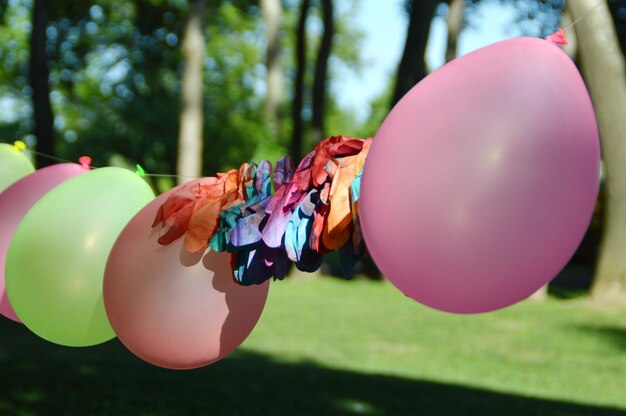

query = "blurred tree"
[357,0,441,278]
[311,0,334,143]
[569,0,626,302]
[46,1,269,177]
[0,3,30,142]
[177,0,207,184]
[261,0,285,138]
[287,0,364,162]
[607,0,626,55]
[465,0,563,37]
[203,1,282,169]
[0,0,364,191]
[290,0,310,163]
[44,1,186,177]
[356,79,393,139]
[30,0,55,167]
[561,8,579,58]
[445,0,465,62]
[358,0,440,279]
[391,0,439,106]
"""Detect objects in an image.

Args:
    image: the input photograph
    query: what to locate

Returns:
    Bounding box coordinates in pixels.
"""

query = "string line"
[563,0,606,31]
[144,173,201,179]
[25,148,201,180]
[28,150,75,165]
[5,1,607,181]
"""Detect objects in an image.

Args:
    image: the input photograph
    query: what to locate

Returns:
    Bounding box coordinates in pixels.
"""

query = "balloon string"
[562,0,605,31]
[143,173,201,179]
[8,1,605,176]
[22,147,201,180]
[28,150,75,165]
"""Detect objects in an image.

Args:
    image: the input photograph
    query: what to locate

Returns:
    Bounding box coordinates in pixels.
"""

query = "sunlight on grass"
[1,274,625,415]
[242,275,626,410]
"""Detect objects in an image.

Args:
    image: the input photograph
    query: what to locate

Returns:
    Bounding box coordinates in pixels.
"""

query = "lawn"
[1,273,625,415]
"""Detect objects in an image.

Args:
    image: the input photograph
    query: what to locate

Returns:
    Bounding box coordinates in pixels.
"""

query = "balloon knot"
[12,140,26,152]
[79,156,92,170]
[136,164,145,177]
[545,28,568,45]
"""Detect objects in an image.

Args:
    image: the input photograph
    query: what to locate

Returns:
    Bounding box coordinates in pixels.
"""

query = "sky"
[0,1,536,130]
[335,0,526,122]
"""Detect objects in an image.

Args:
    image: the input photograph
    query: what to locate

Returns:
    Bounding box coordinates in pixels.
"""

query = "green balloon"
[0,143,35,192]
[6,167,154,347]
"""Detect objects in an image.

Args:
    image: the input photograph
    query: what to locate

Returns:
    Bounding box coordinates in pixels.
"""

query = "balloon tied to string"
[0,8,605,369]
[545,0,606,46]
[545,28,567,45]
[78,156,92,170]
[12,140,27,152]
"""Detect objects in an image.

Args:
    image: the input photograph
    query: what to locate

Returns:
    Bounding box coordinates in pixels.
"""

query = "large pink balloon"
[0,163,87,322]
[104,183,270,369]
[360,37,600,314]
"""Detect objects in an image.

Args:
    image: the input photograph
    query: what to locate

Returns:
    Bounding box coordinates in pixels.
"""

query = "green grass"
[1,274,625,415]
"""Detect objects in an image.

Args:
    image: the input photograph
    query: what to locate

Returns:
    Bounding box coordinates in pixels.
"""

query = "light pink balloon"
[103,183,270,369]
[0,163,87,322]
[360,37,600,314]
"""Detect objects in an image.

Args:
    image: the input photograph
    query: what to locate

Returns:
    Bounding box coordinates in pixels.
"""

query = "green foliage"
[0,1,30,90]
[465,0,564,37]
[330,0,365,75]
[1,0,592,184]
[355,77,394,138]
[203,1,277,171]
[0,0,368,181]
[0,0,31,140]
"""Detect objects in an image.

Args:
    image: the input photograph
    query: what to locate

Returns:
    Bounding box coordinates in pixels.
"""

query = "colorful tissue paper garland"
[152,135,371,285]
[151,28,583,290]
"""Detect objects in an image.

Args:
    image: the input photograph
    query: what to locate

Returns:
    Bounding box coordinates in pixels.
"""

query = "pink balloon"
[0,163,87,322]
[360,37,600,314]
[103,183,270,369]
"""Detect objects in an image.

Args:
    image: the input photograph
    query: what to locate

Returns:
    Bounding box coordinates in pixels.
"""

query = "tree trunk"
[177,0,207,184]
[363,0,438,279]
[561,9,578,60]
[30,0,54,168]
[261,0,284,138]
[569,0,626,301]
[291,0,310,163]
[445,0,464,63]
[311,0,334,144]
[391,0,439,107]
[529,286,548,301]
[530,8,580,303]
[607,1,626,56]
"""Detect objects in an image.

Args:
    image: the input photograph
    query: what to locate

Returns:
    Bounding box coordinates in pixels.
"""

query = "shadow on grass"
[548,266,594,300]
[576,324,626,352]
[0,319,624,416]
[548,285,589,300]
